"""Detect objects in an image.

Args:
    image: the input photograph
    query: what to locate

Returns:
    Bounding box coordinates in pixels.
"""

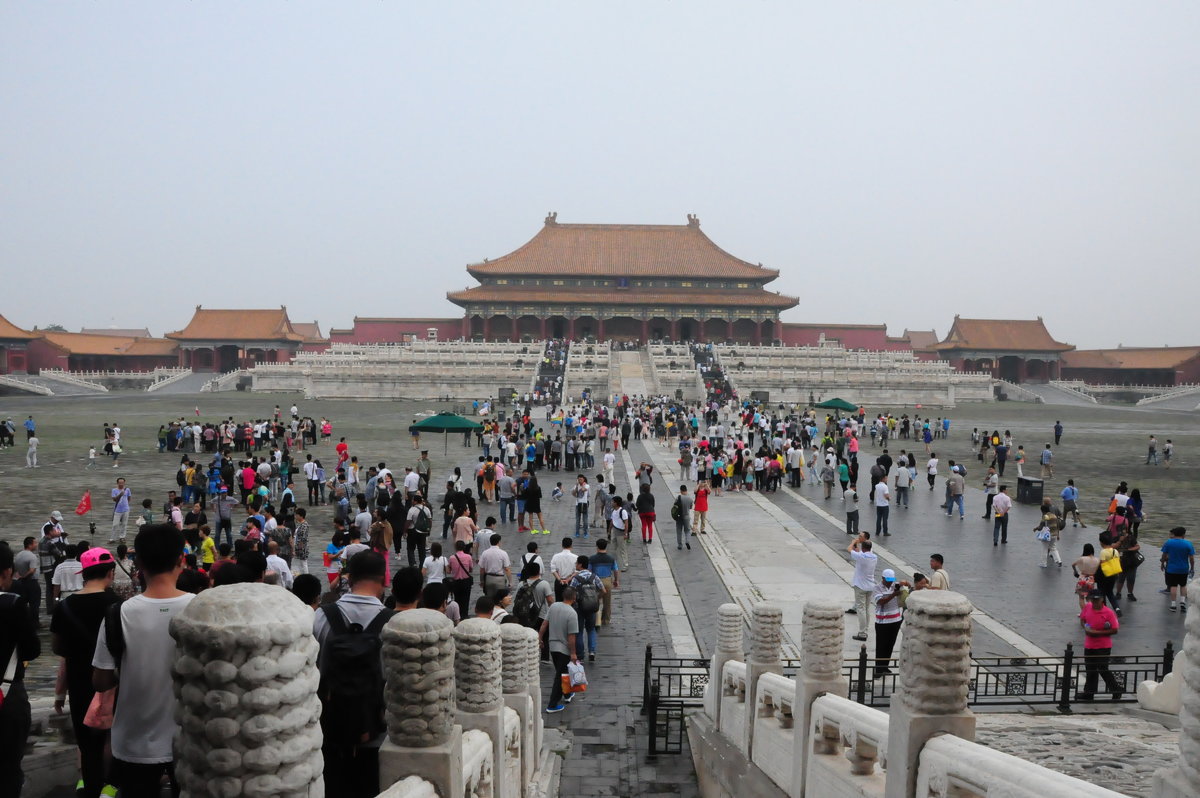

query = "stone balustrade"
[915,734,1127,798]
[165,586,555,798]
[689,593,1192,798]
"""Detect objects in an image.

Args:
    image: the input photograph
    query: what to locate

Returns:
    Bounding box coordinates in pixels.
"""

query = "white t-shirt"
[93,593,196,763]
[926,458,938,475]
[873,482,890,507]
[850,550,878,591]
[423,555,449,582]
[52,560,84,594]
[610,507,629,531]
[266,554,294,588]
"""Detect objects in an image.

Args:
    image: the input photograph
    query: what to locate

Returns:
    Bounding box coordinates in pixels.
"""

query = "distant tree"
[42,323,66,331]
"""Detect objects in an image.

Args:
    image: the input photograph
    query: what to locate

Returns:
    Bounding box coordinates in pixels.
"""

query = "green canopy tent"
[409,412,484,454]
[815,397,859,413]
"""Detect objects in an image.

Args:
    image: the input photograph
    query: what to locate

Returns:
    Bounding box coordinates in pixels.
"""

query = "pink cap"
[80,547,115,569]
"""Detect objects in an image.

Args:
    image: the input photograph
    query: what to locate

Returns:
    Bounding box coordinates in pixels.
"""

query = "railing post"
[647,682,660,760]
[1058,642,1074,714]
[856,644,868,705]
[1163,639,1175,677]
[641,644,652,714]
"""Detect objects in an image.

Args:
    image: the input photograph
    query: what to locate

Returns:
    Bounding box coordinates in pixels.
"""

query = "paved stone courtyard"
[1,390,1195,797]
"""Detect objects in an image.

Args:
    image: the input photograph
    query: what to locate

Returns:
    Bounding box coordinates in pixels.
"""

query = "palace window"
[552,280,565,286]
[680,281,693,288]
[496,279,508,285]
[616,277,630,289]
[736,282,749,289]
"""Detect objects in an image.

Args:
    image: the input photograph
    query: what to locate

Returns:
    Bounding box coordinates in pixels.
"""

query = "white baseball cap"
[881,569,896,582]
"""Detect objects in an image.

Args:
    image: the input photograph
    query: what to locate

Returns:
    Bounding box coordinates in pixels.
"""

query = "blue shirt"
[1161,538,1195,574]
[1060,486,1078,502]
[589,553,619,579]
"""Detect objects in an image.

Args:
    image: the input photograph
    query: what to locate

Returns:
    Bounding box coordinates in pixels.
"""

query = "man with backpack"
[569,555,605,662]
[513,561,554,632]
[406,494,433,567]
[92,524,192,797]
[39,511,68,616]
[313,550,393,798]
[589,539,620,627]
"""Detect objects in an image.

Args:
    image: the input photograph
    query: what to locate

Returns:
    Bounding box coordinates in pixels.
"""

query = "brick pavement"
[443,446,703,798]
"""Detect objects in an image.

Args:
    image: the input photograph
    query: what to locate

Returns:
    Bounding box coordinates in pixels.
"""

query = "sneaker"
[574,533,581,538]
[852,633,867,641]
[685,541,691,550]
[1170,603,1177,612]
[589,652,596,662]
[1183,604,1189,612]
[583,532,589,538]
[1040,564,1048,568]
[546,705,566,713]
[1115,607,1122,616]
[564,692,575,703]
[102,787,118,798]
[846,608,858,614]
[1127,593,1137,601]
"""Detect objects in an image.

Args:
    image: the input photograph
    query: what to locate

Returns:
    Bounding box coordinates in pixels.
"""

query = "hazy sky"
[3,3,1197,348]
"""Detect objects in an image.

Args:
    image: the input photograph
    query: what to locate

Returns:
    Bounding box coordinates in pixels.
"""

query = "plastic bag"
[567,661,588,693]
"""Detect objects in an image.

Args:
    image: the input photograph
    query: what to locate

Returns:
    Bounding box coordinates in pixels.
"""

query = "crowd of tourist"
[2,387,1195,796]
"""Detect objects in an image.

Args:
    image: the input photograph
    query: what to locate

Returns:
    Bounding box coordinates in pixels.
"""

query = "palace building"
[445,213,798,344]
[934,316,1074,382]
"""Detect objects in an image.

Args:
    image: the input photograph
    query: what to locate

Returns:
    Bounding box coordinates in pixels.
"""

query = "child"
[551,482,564,502]
[198,525,216,571]
[87,446,97,469]
[324,531,347,587]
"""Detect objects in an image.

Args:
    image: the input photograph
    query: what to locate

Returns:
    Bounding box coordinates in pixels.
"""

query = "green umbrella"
[815,397,859,412]
[410,412,484,454]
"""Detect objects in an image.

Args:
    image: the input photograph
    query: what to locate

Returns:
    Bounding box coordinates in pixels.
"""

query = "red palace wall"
[329,318,463,344]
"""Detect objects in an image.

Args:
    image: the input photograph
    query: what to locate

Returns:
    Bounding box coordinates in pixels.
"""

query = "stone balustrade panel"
[751,672,796,791]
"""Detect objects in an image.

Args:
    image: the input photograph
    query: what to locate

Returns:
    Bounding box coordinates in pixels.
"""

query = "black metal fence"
[642,641,1175,757]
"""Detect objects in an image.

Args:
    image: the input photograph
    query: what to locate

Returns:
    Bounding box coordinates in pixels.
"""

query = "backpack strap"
[104,600,126,669]
[322,603,350,636]
[365,609,394,635]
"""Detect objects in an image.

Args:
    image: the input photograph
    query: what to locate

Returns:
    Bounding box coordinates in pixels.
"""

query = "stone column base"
[379,725,464,798]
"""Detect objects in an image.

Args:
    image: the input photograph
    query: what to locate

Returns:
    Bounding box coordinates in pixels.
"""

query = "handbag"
[84,688,116,729]
[1035,528,1052,542]
[1100,552,1123,577]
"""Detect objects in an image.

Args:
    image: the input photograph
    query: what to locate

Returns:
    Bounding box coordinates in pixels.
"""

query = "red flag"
[75,490,92,515]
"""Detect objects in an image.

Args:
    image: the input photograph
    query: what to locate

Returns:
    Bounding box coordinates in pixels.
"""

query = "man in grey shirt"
[497,474,516,524]
[674,485,694,551]
[541,587,579,712]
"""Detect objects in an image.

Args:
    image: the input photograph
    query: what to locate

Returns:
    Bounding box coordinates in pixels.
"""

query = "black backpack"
[575,574,601,614]
[413,507,432,535]
[671,497,682,521]
[317,606,393,746]
[513,579,542,627]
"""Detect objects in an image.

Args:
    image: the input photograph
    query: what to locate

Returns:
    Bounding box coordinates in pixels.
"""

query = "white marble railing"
[0,375,53,395]
[33,370,109,391]
[200,369,248,393]
[462,728,494,798]
[691,596,1188,798]
[144,369,193,392]
[810,693,890,777]
[377,776,440,798]
[994,378,1040,401]
[1047,381,1100,403]
[915,734,1128,798]
[1137,383,1200,405]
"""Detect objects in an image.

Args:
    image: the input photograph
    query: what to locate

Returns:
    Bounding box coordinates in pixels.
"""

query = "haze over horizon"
[3,3,1197,349]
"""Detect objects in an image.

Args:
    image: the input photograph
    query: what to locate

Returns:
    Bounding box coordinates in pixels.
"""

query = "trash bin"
[1016,476,1044,505]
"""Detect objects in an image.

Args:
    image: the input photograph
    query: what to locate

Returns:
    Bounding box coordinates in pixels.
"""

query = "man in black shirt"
[0,542,42,796]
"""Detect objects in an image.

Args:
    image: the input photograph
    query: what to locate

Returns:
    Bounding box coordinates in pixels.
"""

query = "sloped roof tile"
[166,308,304,342]
[1062,347,1200,371]
[935,317,1073,353]
[39,331,178,357]
[0,314,38,341]
[466,216,780,280]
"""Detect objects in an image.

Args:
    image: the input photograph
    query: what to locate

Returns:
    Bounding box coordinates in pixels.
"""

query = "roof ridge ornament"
[686,213,700,228]
[544,211,558,226]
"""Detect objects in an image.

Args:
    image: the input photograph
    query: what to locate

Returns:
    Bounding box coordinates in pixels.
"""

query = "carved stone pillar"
[539,317,548,340]
[455,618,513,798]
[1153,603,1200,797]
[792,600,848,797]
[744,603,783,756]
[501,624,540,794]
[598,317,606,341]
[169,583,324,797]
[378,608,464,796]
[726,319,734,342]
[885,591,975,798]
[706,603,744,724]
[641,319,649,344]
